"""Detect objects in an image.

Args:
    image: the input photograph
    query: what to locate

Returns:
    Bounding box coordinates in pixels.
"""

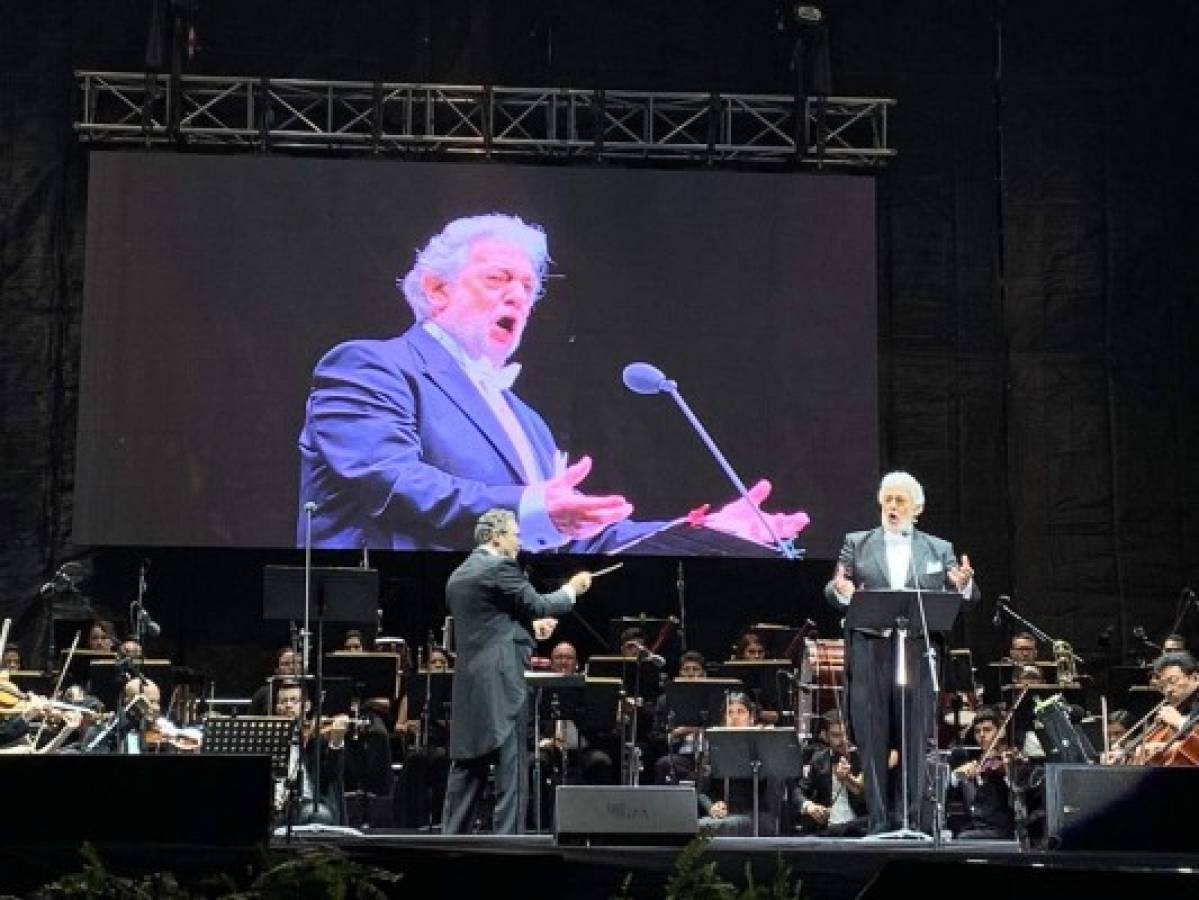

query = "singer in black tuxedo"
[824,472,980,834]
[441,509,592,834]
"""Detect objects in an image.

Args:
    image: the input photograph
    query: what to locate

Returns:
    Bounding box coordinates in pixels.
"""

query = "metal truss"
[76,72,895,167]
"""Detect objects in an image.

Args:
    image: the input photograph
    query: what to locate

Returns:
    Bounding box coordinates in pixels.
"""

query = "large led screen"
[76,152,878,557]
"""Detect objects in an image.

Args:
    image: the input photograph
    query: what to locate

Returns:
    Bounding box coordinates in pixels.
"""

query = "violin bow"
[32,630,80,749]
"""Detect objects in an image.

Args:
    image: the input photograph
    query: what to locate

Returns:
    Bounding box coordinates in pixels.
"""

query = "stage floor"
[271,829,1199,899]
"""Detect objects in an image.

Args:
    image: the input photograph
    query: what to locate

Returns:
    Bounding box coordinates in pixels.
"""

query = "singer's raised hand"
[703,479,810,544]
[831,563,856,599]
[947,553,975,590]
[544,455,634,540]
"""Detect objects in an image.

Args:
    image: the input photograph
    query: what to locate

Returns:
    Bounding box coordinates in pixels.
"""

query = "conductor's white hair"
[398,214,550,320]
[878,471,925,509]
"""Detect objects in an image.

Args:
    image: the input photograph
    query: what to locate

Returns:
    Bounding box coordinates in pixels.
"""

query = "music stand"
[846,590,962,842]
[202,715,297,776]
[586,656,660,784]
[705,727,803,836]
[747,624,805,664]
[324,652,401,704]
[59,649,115,691]
[88,658,173,713]
[716,661,791,716]
[404,671,454,743]
[525,673,586,833]
[663,679,743,728]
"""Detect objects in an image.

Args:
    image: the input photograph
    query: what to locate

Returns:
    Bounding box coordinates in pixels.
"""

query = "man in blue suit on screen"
[296,213,807,552]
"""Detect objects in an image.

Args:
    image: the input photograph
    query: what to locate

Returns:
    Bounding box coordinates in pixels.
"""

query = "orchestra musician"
[653,651,709,784]
[274,679,349,826]
[794,711,868,837]
[948,707,1017,839]
[825,471,980,834]
[1110,652,1199,766]
[696,692,781,835]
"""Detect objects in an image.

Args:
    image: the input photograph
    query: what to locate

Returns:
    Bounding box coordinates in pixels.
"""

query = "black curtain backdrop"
[2,1,1197,694]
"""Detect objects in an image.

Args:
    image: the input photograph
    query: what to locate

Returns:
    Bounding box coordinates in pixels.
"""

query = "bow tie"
[472,361,521,393]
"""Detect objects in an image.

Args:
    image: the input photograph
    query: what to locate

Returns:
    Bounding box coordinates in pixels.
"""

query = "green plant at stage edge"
[22,843,401,900]
[612,833,806,900]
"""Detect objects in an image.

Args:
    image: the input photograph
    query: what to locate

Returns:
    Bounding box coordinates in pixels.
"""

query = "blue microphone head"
[622,362,670,395]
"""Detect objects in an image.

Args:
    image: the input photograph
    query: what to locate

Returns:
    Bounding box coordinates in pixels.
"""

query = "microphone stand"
[659,380,798,560]
[676,562,688,652]
[628,366,799,560]
[866,528,937,843]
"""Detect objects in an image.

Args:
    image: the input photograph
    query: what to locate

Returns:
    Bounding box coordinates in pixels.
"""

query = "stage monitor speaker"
[0,754,273,847]
[555,785,697,846]
[1044,763,1199,852]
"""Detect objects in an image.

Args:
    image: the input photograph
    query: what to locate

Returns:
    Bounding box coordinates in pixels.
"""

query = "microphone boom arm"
[660,385,798,560]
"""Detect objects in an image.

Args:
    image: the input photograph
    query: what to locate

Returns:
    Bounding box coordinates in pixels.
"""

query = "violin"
[0,679,94,721]
[299,714,369,742]
[143,722,203,753]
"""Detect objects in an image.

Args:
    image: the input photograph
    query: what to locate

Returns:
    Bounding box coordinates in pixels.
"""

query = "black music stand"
[526,673,586,833]
[716,661,791,716]
[202,715,296,775]
[705,727,803,836]
[586,656,660,784]
[88,658,173,713]
[59,649,115,691]
[663,679,743,728]
[324,653,401,705]
[748,625,806,663]
[404,671,454,744]
[846,590,962,842]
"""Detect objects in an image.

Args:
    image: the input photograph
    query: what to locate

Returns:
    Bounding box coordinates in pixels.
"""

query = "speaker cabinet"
[554,785,697,845]
[1044,763,1199,851]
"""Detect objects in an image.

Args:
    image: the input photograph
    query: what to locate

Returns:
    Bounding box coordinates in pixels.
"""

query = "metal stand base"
[862,826,933,842]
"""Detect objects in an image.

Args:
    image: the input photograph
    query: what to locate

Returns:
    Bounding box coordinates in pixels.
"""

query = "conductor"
[824,472,980,834]
[441,508,593,834]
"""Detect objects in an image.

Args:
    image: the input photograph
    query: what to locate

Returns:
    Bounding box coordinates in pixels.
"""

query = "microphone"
[138,608,162,638]
[992,595,1010,628]
[632,642,666,669]
[304,501,317,513]
[621,360,799,559]
[622,362,676,395]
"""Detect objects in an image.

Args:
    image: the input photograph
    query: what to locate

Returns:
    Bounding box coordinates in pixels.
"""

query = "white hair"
[398,213,550,320]
[878,471,925,510]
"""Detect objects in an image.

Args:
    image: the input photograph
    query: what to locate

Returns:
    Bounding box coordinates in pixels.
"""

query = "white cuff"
[518,483,569,550]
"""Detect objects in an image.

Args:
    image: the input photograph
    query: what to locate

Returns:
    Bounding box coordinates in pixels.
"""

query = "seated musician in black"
[393,646,453,828]
[794,711,867,837]
[337,629,395,799]
[274,679,348,827]
[250,646,303,715]
[537,641,615,783]
[653,651,708,784]
[696,692,780,835]
[1139,651,1199,762]
[948,707,1016,839]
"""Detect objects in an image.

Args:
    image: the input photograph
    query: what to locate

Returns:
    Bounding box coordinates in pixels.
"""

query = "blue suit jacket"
[297,325,656,551]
